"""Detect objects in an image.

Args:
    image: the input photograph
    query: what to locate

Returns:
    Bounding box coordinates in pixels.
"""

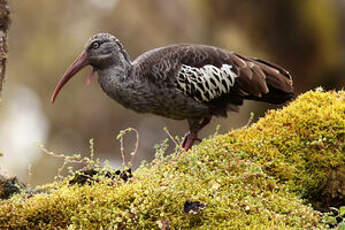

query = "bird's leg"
[182,116,212,150]
[181,132,199,151]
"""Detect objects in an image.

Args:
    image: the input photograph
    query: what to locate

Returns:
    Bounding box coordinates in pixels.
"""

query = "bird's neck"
[97,60,132,85]
[96,57,135,103]
[97,48,132,81]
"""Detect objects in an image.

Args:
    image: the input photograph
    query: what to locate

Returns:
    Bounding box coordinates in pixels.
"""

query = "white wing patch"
[176,64,238,102]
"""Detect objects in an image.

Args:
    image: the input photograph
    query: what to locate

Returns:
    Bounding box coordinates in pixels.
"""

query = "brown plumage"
[52,33,294,150]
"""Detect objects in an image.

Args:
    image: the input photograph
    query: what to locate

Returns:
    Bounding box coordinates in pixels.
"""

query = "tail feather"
[234,54,294,104]
[252,58,293,94]
[244,86,295,104]
[204,50,294,117]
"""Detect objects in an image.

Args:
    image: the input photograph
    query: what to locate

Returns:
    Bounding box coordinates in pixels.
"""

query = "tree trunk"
[0,0,10,96]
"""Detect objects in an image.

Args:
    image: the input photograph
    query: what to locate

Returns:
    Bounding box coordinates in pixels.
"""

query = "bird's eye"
[91,41,100,49]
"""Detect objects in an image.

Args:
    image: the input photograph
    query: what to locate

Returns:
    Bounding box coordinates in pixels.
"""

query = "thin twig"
[89,138,95,162]
[39,144,88,177]
[130,128,140,165]
[119,134,126,168]
[163,127,184,152]
[57,161,69,178]
[39,145,87,164]
[116,128,140,168]
[244,112,255,128]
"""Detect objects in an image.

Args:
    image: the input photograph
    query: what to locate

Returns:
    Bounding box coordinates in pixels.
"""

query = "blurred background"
[0,0,344,185]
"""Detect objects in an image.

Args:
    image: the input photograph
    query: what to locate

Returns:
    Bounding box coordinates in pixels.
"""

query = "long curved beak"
[51,50,89,103]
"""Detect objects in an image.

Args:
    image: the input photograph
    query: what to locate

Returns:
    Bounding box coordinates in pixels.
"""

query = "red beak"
[51,50,89,103]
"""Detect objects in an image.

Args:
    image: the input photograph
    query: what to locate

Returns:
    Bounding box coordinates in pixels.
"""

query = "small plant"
[163,126,184,153]
[244,112,255,128]
[38,142,92,179]
[116,127,140,168]
[37,128,140,182]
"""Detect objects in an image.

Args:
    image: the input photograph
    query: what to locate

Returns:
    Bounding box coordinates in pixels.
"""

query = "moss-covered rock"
[2,90,345,229]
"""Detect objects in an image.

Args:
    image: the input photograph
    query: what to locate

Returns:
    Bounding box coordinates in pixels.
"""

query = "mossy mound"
[225,89,345,209]
[0,157,323,229]
[2,90,344,229]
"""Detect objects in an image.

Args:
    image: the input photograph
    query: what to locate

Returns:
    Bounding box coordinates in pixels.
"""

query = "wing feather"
[133,44,293,104]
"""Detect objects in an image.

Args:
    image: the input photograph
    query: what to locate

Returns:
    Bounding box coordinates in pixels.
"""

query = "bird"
[51,33,294,150]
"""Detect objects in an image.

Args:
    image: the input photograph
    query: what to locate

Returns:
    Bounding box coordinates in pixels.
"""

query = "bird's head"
[51,33,127,103]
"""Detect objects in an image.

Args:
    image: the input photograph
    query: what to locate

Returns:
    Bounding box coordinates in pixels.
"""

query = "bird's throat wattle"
[86,69,97,86]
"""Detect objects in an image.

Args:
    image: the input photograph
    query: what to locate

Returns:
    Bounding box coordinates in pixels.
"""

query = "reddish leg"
[182,116,212,150]
[182,132,201,150]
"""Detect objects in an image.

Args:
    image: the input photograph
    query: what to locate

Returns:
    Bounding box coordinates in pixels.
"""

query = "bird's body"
[99,44,213,120]
[52,33,294,150]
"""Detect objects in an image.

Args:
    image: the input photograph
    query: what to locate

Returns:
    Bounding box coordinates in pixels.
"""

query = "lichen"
[2,90,345,229]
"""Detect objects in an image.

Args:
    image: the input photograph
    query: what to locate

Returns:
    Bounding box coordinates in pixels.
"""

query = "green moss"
[2,90,344,229]
[226,90,345,202]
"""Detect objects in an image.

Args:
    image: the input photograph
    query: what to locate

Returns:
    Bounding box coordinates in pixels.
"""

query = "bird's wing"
[133,44,293,104]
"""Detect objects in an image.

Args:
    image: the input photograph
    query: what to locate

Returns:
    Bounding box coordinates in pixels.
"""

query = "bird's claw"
[181,132,201,151]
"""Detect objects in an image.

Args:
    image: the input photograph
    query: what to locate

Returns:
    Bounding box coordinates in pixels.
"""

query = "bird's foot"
[182,132,201,151]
